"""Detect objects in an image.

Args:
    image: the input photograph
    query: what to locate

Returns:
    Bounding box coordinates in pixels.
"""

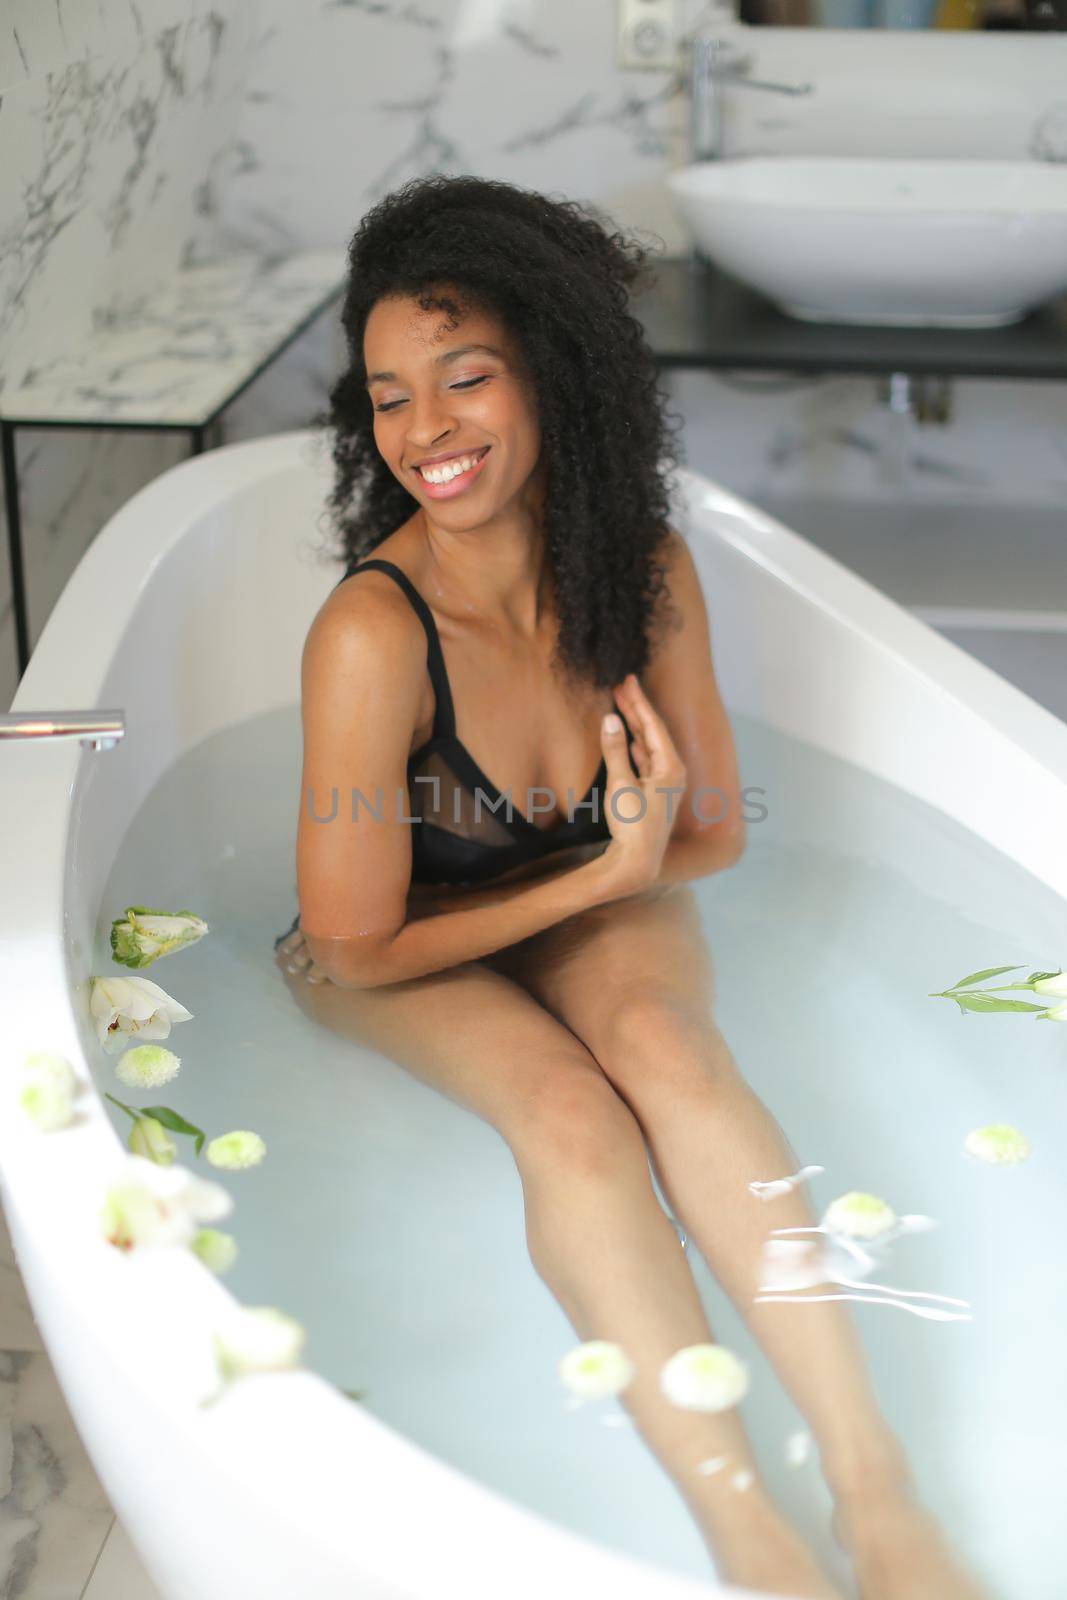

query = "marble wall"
[2,0,1066,708]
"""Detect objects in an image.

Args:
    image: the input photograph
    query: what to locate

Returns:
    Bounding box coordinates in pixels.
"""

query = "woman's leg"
[487,886,987,1600]
[275,929,843,1596]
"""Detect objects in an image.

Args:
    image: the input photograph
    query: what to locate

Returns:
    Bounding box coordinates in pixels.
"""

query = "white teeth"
[418,450,485,484]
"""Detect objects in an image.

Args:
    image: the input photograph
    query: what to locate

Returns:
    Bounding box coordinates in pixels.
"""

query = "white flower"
[110,907,209,969]
[127,1115,178,1165]
[822,1191,896,1240]
[964,1124,1031,1165]
[660,1344,749,1412]
[205,1130,266,1170]
[191,1228,238,1274]
[1032,972,1067,997]
[18,1051,78,1130]
[730,1468,755,1492]
[558,1340,636,1402]
[116,1044,181,1089]
[90,976,192,1054]
[1042,1002,1067,1022]
[100,1155,232,1251]
[785,1429,812,1467]
[212,1306,306,1378]
[696,1455,730,1476]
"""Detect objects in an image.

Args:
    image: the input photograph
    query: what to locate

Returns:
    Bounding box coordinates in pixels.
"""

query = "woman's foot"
[700,1493,847,1598]
[832,1492,989,1599]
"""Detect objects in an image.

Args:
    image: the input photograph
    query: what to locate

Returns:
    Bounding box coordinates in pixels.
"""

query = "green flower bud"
[191,1228,238,1274]
[116,1044,181,1089]
[205,1130,267,1170]
[558,1339,636,1402]
[212,1306,306,1378]
[822,1191,896,1240]
[127,1115,177,1165]
[18,1051,78,1130]
[964,1124,1031,1164]
[110,907,209,969]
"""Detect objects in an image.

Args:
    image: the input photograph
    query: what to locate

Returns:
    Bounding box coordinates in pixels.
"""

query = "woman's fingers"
[613,674,682,778]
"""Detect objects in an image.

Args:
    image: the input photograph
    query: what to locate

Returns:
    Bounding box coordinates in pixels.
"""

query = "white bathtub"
[2,430,1066,1600]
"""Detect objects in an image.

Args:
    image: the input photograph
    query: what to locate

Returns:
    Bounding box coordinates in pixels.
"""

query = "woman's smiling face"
[363,290,543,523]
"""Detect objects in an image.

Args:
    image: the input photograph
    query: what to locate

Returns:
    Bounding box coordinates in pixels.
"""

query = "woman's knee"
[508,1059,647,1180]
[605,982,712,1054]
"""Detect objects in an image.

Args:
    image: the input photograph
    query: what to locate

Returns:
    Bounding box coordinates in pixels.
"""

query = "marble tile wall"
[2,0,1066,715]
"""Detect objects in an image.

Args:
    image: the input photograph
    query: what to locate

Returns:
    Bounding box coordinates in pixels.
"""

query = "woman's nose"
[406,391,458,447]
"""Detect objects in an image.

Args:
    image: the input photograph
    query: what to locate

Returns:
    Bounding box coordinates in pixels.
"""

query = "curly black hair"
[312,173,686,690]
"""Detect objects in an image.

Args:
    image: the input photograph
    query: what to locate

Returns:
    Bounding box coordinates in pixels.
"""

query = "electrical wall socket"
[617,0,678,71]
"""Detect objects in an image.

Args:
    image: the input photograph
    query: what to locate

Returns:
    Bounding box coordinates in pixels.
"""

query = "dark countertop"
[632,255,1067,381]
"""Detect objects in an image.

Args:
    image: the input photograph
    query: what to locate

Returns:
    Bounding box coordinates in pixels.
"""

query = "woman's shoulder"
[306,545,428,680]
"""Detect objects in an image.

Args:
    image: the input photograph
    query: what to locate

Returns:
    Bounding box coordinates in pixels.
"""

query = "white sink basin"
[666,158,1067,328]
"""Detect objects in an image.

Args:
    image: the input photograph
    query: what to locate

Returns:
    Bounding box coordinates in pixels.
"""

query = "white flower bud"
[116,1044,181,1089]
[1032,972,1067,997]
[660,1343,749,1412]
[558,1340,636,1402]
[18,1051,78,1130]
[964,1124,1031,1165]
[205,1130,267,1170]
[212,1306,306,1378]
[192,1228,238,1274]
[822,1191,896,1240]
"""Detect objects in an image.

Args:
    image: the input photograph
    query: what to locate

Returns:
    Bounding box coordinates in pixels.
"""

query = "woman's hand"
[597,672,686,897]
[274,927,331,984]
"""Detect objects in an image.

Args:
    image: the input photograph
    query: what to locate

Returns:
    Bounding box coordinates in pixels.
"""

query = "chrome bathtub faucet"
[0,711,126,752]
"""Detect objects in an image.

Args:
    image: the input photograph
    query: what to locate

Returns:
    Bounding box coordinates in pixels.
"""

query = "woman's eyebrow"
[365,343,504,387]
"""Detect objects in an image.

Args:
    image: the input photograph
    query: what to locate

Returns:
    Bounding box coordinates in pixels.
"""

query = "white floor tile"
[0,1349,113,1598]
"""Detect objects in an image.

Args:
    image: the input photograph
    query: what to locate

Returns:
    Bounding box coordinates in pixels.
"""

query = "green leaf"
[1027,969,1063,985]
[949,965,1025,990]
[141,1105,207,1154]
[103,1091,140,1123]
[953,993,1050,1014]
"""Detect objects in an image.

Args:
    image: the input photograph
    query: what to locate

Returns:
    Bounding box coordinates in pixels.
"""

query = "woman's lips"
[413,447,490,499]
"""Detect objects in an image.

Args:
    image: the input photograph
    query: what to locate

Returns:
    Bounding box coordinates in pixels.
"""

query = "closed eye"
[375,375,490,413]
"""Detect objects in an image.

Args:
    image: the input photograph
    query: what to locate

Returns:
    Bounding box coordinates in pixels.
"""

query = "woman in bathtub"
[275,173,983,1600]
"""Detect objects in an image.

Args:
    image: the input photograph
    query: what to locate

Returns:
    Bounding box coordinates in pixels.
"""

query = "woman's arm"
[625,531,749,868]
[311,847,624,988]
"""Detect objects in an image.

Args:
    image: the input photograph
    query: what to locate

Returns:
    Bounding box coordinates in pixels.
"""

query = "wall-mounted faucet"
[690,35,815,164]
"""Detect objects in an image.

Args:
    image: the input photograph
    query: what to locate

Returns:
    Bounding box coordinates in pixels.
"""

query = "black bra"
[273,557,635,949]
[340,558,635,886]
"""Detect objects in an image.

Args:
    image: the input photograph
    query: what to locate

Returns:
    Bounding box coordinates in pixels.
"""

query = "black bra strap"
[342,558,457,740]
